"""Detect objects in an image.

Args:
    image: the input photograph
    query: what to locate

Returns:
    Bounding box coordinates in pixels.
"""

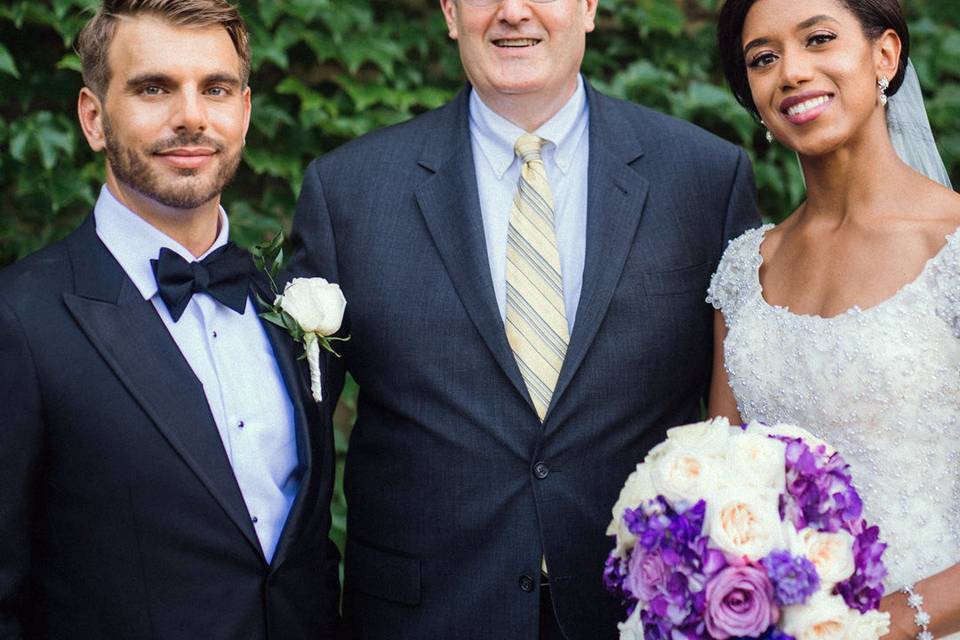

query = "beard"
[103,117,243,210]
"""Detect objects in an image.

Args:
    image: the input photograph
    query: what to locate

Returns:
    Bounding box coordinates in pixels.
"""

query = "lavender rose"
[624,547,667,603]
[705,564,779,639]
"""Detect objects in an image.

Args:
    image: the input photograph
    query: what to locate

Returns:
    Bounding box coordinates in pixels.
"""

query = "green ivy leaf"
[0,43,20,79]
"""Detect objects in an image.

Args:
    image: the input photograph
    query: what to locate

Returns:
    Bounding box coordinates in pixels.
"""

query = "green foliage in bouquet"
[2,0,958,553]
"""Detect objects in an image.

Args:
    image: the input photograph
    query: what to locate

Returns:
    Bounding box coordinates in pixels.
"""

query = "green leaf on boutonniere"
[271,248,283,280]
[258,309,288,330]
[280,309,305,342]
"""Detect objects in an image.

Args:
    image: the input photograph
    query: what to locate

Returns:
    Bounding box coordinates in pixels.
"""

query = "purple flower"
[704,565,779,639]
[778,438,863,535]
[625,548,668,603]
[753,627,796,640]
[761,550,820,606]
[836,525,887,613]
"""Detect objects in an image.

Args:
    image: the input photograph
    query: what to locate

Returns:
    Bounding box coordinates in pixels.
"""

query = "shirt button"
[533,462,550,479]
[519,575,535,593]
[251,516,258,524]
[211,330,218,338]
[237,420,245,429]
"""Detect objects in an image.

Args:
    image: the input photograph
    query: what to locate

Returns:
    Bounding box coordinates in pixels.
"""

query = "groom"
[290,0,758,638]
[0,1,339,638]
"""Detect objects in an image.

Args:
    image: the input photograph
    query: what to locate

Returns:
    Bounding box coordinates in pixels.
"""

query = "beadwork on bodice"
[707,224,960,595]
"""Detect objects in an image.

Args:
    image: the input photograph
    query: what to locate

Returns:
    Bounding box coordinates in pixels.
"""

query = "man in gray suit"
[290,0,758,638]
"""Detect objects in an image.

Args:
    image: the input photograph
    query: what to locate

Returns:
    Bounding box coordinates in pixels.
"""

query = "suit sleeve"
[0,298,43,637]
[289,158,347,416]
[721,148,761,247]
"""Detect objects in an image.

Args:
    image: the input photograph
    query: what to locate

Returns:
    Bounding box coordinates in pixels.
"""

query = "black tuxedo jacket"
[0,216,340,639]
[289,84,759,639]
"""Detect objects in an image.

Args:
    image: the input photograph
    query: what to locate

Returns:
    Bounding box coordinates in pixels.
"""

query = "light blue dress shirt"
[94,185,299,563]
[469,76,590,333]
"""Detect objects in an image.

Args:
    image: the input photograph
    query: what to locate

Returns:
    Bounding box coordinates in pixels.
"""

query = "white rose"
[728,431,787,492]
[782,591,887,640]
[617,605,645,640]
[276,277,346,335]
[705,486,783,560]
[650,446,717,505]
[664,416,733,456]
[607,464,657,556]
[791,528,856,590]
[846,609,890,639]
[750,421,834,456]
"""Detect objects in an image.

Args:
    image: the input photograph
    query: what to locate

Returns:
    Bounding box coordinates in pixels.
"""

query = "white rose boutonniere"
[253,233,349,402]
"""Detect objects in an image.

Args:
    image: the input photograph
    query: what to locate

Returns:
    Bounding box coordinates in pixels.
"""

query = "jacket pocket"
[346,537,422,606]
[640,262,712,296]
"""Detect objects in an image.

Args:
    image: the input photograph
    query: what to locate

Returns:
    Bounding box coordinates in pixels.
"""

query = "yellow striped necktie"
[505,134,569,422]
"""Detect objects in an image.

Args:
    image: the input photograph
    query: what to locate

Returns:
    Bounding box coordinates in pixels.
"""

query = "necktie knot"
[151,242,252,321]
[514,134,547,165]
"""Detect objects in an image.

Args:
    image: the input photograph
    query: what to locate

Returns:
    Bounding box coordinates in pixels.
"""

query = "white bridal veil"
[887,60,953,189]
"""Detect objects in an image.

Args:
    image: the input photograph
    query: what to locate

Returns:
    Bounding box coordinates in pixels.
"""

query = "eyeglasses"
[462,0,558,6]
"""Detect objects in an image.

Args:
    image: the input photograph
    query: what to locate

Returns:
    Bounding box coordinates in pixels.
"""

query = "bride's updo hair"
[717,0,910,118]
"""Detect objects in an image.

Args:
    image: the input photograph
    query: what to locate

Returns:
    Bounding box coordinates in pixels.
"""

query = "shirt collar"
[469,75,589,179]
[93,184,230,301]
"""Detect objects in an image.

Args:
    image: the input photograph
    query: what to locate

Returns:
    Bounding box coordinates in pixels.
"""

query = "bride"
[707,0,960,638]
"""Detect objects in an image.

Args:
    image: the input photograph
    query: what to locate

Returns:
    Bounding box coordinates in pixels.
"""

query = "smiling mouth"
[493,38,541,48]
[783,95,832,117]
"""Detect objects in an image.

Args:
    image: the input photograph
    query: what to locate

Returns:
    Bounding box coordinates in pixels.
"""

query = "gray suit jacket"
[290,83,759,639]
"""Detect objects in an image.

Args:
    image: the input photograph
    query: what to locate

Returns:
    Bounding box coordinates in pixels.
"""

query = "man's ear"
[439,0,460,40]
[583,0,599,33]
[78,87,106,152]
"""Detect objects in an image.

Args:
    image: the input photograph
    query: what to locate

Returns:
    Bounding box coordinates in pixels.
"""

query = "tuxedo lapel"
[249,274,320,569]
[62,217,263,558]
[414,90,533,411]
[548,87,650,418]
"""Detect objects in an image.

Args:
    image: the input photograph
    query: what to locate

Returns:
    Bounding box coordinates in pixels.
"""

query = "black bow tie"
[150,242,252,322]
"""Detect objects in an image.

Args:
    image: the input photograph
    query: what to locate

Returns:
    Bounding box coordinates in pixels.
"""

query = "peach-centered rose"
[707,489,783,560]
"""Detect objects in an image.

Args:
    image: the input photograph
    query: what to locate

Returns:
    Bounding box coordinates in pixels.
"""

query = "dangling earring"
[761,119,774,143]
[878,76,890,107]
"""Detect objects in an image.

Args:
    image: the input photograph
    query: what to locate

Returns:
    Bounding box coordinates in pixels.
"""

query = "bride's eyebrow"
[796,14,840,30]
[743,14,841,57]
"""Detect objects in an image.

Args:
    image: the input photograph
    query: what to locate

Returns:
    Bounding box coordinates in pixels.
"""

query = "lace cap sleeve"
[706,224,771,315]
[931,228,960,338]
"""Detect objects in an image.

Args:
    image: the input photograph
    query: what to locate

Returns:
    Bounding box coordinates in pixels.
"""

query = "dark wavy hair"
[717,0,910,118]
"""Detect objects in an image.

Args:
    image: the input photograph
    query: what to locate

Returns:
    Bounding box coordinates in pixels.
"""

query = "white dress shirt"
[469,75,590,333]
[94,185,300,563]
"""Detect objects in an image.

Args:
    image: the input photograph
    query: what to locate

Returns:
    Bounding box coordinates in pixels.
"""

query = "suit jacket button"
[534,462,549,479]
[519,575,535,592]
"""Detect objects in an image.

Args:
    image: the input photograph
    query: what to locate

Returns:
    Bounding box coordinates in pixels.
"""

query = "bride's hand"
[878,592,914,640]
[878,563,960,639]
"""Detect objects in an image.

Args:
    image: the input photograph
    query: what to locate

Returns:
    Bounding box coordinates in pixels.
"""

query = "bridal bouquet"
[604,418,889,640]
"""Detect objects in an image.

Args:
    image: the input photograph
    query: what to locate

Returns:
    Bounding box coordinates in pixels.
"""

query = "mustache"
[146,132,225,155]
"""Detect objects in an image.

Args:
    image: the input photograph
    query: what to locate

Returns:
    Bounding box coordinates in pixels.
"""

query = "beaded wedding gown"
[707,224,960,631]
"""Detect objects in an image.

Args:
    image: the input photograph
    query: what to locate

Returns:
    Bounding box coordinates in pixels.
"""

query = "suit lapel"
[414,89,533,409]
[62,217,263,558]
[548,87,650,418]
[249,274,320,569]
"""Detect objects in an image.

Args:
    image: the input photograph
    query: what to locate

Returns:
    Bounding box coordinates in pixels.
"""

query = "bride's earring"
[761,119,774,143]
[878,76,890,107]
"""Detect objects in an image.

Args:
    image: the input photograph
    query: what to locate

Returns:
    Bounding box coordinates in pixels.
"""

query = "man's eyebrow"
[742,14,840,57]
[124,72,242,89]
[125,73,173,89]
[203,73,242,87]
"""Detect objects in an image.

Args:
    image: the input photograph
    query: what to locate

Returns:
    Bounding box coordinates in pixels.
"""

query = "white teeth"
[495,38,538,47]
[786,95,830,117]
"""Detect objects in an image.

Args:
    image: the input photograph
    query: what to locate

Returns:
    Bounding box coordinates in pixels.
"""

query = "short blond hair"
[76,0,251,98]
